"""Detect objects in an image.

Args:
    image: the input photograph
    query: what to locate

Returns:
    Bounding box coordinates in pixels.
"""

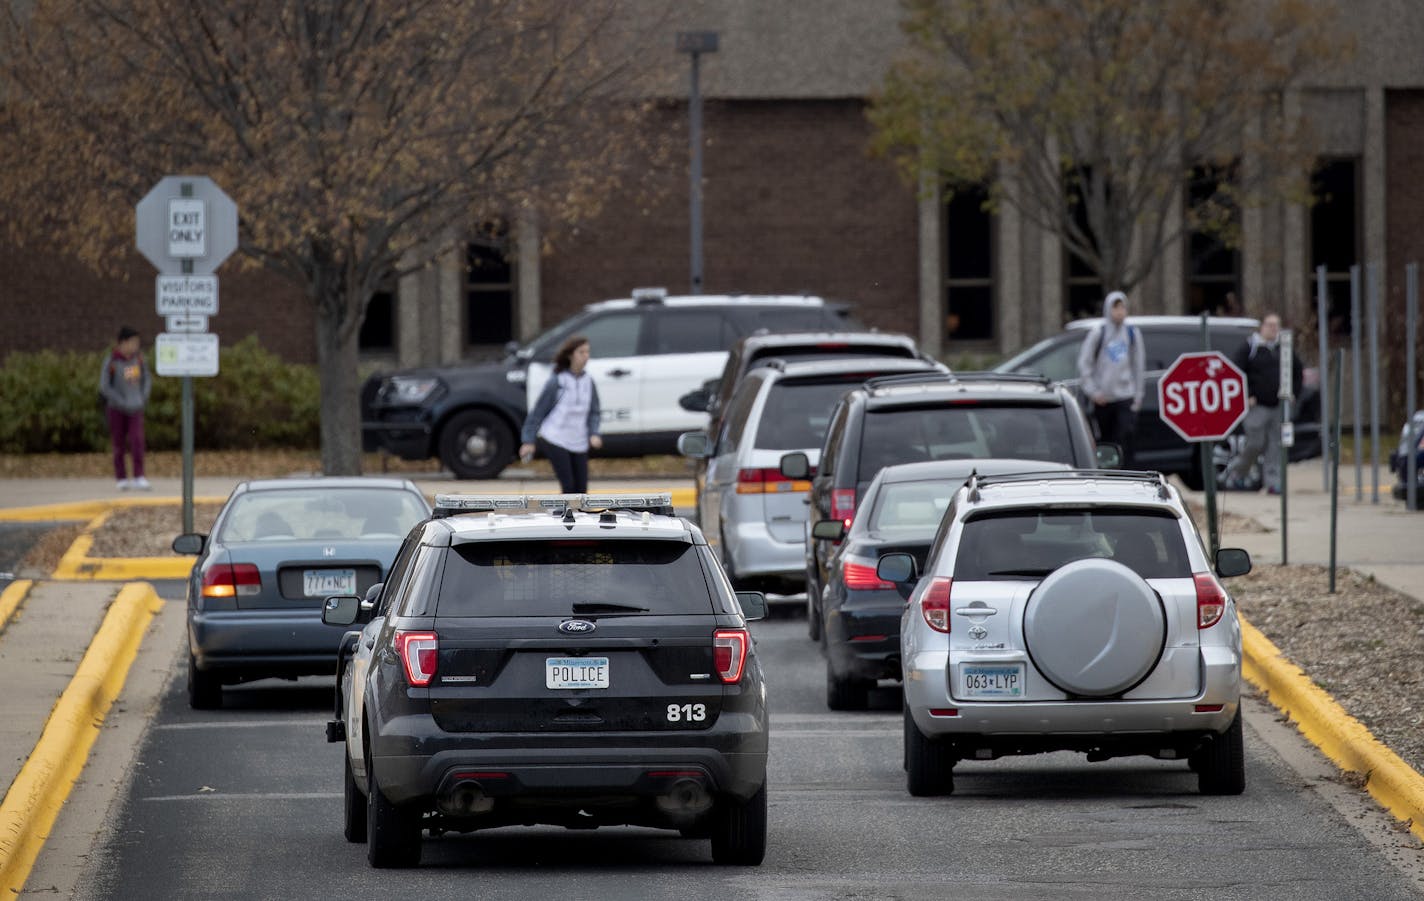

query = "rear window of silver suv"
[953,508,1190,580]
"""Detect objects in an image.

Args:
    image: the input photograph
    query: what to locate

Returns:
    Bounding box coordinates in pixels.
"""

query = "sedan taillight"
[843,560,894,591]
[394,630,439,686]
[201,562,261,598]
[713,629,749,684]
[1194,573,1227,629]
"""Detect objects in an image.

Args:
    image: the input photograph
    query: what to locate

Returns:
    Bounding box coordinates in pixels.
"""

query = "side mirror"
[876,552,917,584]
[1215,547,1252,578]
[678,388,711,413]
[361,583,384,619]
[811,519,846,541]
[736,590,767,622]
[677,430,711,458]
[322,595,362,627]
[172,533,206,555]
[1095,443,1123,469]
[780,452,810,480]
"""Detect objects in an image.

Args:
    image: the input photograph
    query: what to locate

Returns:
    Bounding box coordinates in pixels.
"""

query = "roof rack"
[432,492,675,519]
[863,371,956,390]
[964,469,1172,503]
[862,370,1049,391]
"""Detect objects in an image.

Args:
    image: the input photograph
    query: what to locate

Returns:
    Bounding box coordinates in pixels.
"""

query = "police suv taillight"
[713,629,749,684]
[395,630,439,686]
[1193,573,1228,629]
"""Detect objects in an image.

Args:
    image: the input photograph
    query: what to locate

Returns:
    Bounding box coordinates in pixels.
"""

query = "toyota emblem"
[968,624,988,640]
[558,619,597,635]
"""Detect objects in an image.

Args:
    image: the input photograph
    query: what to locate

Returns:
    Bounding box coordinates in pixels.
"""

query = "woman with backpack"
[518,335,603,493]
[98,325,152,490]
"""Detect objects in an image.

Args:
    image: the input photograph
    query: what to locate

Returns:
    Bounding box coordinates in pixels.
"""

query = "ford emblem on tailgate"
[559,619,597,635]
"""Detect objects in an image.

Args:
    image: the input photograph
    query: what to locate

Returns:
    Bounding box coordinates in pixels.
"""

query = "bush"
[0,336,321,453]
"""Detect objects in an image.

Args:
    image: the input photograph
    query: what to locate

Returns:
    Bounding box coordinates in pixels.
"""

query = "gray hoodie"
[99,350,152,413]
[1076,295,1146,408]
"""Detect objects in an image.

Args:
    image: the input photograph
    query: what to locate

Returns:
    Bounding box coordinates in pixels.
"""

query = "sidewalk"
[1176,459,1424,602]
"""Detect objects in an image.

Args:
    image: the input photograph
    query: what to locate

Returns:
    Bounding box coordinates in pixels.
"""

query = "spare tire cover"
[1023,557,1166,697]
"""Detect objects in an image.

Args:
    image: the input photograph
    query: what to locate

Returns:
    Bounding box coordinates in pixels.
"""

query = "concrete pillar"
[396,251,423,368]
[438,241,463,364]
[918,166,944,360]
[1364,85,1387,283]
[1281,90,1309,327]
[516,206,542,343]
[997,165,1024,355]
[1158,188,1185,315]
[1040,217,1063,332]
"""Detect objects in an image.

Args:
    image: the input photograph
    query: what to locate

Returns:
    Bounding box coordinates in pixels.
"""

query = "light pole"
[677,30,718,295]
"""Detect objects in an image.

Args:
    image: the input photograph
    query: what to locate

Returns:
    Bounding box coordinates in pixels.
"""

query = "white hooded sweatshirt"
[1076,292,1146,408]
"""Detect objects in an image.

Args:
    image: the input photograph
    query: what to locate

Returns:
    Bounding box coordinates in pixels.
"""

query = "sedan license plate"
[960,663,1024,699]
[546,657,610,690]
[303,569,356,598]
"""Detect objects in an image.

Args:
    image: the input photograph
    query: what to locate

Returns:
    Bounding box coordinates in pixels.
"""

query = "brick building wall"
[540,98,920,335]
[0,246,315,363]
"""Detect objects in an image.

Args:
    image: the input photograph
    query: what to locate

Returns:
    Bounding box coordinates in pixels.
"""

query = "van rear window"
[437,540,715,616]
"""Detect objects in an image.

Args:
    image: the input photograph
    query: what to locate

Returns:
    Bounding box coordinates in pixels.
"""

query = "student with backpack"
[1076,291,1146,467]
[518,335,603,493]
[98,325,152,490]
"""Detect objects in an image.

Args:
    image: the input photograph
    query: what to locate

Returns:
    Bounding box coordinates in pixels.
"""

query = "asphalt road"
[62,610,1424,901]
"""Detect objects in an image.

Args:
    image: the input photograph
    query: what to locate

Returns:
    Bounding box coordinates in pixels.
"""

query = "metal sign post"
[1350,265,1363,501]
[1329,348,1344,593]
[1409,263,1420,513]
[1367,262,1381,503]
[677,31,719,296]
[1278,329,1293,564]
[136,176,238,532]
[1316,265,1330,492]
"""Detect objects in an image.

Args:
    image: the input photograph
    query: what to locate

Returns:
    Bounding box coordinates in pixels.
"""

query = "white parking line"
[153,719,325,730]
[143,792,341,802]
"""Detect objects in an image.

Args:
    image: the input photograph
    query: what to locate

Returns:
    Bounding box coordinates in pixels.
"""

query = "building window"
[1185,163,1242,316]
[944,183,994,341]
[359,287,395,351]
[1309,157,1360,335]
[1062,169,1104,323]
[466,223,515,348]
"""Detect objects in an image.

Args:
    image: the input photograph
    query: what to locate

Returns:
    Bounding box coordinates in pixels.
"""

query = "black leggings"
[538,437,589,493]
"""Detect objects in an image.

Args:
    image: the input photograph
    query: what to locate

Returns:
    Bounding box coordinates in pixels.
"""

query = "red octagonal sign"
[1157,351,1249,442]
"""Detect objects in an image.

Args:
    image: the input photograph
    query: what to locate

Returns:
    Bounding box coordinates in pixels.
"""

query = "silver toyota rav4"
[877,470,1252,798]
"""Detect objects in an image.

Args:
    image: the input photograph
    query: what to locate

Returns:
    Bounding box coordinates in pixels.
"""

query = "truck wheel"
[438,410,513,480]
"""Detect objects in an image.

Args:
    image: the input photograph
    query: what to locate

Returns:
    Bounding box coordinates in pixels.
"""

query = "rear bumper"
[189,609,343,676]
[371,713,768,806]
[904,645,1241,740]
[825,599,903,682]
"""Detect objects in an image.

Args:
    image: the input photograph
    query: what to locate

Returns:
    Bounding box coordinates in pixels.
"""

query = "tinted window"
[857,405,1075,479]
[718,373,765,454]
[869,480,956,532]
[1138,327,1252,371]
[753,378,858,450]
[216,488,428,542]
[394,545,444,617]
[579,312,644,359]
[953,508,1190,580]
[819,400,850,477]
[747,343,916,369]
[654,310,737,355]
[436,540,714,616]
[749,308,846,333]
[1011,338,1080,382]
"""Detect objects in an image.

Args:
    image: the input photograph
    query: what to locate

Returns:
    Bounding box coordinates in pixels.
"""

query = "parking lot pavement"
[1175,459,1424,603]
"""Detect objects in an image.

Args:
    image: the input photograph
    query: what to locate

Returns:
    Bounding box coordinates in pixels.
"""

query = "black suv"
[322,493,769,868]
[363,291,856,479]
[780,371,1107,636]
[995,315,1321,488]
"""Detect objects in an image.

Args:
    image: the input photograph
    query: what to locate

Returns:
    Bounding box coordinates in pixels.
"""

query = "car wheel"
[344,753,368,844]
[904,708,954,797]
[438,409,513,480]
[187,654,221,710]
[826,664,869,711]
[1196,710,1246,796]
[709,781,768,866]
[366,752,422,868]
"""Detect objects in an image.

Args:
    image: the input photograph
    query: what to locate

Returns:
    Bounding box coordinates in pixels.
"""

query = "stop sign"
[1157,351,1248,442]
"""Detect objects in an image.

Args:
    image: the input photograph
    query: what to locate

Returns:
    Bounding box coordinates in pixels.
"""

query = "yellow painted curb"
[0,580,33,633]
[0,582,164,894]
[1241,616,1424,842]
[0,496,230,523]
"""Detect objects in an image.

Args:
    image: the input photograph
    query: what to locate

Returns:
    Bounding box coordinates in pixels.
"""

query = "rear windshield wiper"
[987,568,1052,577]
[571,602,650,614]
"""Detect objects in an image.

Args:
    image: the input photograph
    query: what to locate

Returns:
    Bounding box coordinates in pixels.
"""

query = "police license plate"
[960,663,1025,699]
[303,569,356,598]
[546,657,610,690]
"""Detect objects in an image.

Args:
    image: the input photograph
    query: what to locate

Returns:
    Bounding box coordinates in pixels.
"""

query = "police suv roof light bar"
[432,493,676,518]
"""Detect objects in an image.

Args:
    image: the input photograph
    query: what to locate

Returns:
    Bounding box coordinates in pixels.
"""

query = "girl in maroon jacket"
[98,325,153,490]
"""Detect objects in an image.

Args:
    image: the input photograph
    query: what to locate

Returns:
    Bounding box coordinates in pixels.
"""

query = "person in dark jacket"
[518,335,602,493]
[98,325,153,490]
[1222,312,1303,494]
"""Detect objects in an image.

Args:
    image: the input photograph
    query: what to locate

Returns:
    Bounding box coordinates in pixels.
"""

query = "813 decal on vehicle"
[667,703,707,722]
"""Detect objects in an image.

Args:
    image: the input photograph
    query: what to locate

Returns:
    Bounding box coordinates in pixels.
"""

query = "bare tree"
[870,0,1344,296]
[0,0,672,474]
